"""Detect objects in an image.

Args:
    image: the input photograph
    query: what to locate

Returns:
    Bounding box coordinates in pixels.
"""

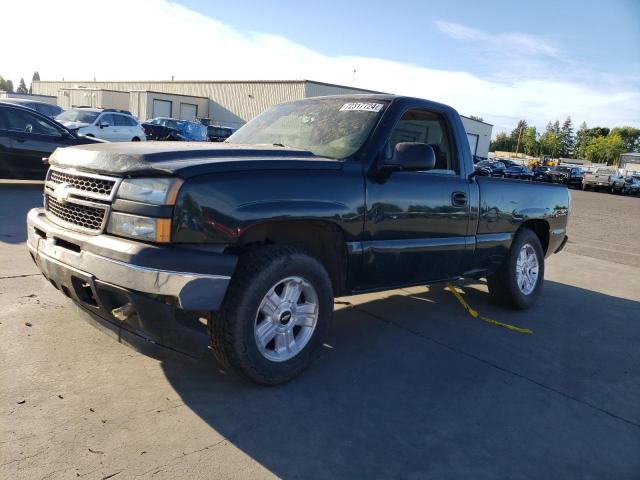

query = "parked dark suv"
[474,160,507,177]
[552,166,583,188]
[0,98,64,119]
[207,125,234,142]
[0,102,102,179]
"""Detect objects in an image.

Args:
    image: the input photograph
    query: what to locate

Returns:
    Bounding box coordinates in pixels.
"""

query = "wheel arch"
[228,219,349,295]
[518,219,550,254]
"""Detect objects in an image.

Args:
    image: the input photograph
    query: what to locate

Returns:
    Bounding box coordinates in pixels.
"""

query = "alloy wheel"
[515,243,539,295]
[254,276,319,362]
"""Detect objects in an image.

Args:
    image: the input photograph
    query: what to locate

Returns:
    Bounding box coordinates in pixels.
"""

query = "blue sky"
[2,0,639,135]
[181,0,639,79]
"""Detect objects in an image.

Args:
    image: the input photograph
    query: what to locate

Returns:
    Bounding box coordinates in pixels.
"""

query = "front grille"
[45,194,107,232]
[44,167,120,234]
[49,169,116,197]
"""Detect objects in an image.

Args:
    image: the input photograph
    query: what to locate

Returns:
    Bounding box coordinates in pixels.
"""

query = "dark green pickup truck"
[27,95,570,384]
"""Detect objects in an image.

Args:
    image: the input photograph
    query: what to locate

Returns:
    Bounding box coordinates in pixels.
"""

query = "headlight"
[116,177,183,205]
[107,212,171,242]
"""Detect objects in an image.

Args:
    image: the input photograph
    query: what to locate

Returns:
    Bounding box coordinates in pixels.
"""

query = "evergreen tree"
[559,117,575,158]
[16,78,28,94]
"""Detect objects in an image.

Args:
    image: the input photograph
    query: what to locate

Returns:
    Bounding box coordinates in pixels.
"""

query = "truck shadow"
[159,280,640,479]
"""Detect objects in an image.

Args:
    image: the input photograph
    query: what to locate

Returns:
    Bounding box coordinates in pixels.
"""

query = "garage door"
[152,99,172,118]
[467,133,479,156]
[180,103,197,121]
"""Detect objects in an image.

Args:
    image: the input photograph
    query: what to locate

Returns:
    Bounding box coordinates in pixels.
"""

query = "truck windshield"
[227,98,388,159]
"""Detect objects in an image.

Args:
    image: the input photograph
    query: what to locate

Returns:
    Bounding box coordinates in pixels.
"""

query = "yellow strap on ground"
[446,283,533,335]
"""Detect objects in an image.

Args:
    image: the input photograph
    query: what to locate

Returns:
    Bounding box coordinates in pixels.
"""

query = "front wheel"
[210,246,333,384]
[487,228,545,310]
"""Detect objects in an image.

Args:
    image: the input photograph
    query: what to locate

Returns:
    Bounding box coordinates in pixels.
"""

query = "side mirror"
[99,122,109,129]
[383,142,436,171]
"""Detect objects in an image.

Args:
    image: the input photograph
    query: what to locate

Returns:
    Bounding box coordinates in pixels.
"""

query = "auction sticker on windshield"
[339,102,384,112]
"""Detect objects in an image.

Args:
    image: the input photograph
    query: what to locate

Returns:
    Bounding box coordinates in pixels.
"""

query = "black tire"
[210,245,333,385]
[132,137,141,142]
[487,228,545,310]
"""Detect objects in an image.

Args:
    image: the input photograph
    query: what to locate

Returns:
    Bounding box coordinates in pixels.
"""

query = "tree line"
[0,71,41,94]
[490,117,640,165]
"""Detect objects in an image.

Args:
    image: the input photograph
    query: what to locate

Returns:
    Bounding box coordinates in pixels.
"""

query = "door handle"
[452,191,467,207]
[14,136,26,143]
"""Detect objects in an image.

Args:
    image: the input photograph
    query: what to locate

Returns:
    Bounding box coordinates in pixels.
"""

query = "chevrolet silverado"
[26,95,570,384]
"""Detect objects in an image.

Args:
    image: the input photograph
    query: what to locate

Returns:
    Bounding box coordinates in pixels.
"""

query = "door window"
[388,109,458,173]
[6,108,62,136]
[113,114,129,127]
[99,114,115,126]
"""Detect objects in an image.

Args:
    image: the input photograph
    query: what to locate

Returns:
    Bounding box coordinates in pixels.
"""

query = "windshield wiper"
[272,143,290,148]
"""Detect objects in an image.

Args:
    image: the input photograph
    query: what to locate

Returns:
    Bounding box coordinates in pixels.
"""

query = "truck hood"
[48,142,343,178]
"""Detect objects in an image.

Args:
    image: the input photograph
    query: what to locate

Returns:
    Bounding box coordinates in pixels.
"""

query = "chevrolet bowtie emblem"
[53,182,72,204]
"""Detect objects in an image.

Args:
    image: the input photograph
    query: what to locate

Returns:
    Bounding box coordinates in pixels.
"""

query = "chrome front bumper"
[27,208,232,310]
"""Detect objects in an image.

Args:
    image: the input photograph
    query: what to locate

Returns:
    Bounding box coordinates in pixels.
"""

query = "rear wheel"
[210,246,333,384]
[487,228,545,310]
[132,137,141,142]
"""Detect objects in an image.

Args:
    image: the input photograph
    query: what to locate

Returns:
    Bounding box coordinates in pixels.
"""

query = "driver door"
[360,108,471,290]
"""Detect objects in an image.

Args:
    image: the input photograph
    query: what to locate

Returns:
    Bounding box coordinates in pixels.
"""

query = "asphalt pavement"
[1,184,639,479]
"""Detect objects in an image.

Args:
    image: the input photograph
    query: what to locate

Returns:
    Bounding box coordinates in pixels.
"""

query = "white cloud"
[435,21,559,57]
[1,0,638,135]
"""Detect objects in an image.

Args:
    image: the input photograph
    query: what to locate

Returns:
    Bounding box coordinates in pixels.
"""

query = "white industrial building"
[32,79,492,157]
[619,152,640,173]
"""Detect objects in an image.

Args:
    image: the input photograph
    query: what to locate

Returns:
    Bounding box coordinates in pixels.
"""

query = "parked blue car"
[143,117,208,141]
